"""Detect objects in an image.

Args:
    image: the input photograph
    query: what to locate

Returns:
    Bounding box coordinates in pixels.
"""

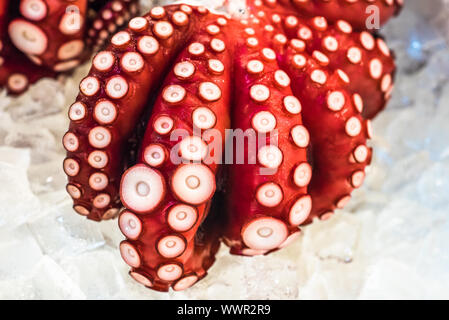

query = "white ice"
[0,0,448,299]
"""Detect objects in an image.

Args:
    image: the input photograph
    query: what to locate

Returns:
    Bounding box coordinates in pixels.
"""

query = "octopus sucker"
[62,1,401,291]
[223,24,310,255]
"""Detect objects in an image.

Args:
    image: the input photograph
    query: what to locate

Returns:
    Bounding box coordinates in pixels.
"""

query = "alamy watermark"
[366,5,381,30]
[168,127,280,176]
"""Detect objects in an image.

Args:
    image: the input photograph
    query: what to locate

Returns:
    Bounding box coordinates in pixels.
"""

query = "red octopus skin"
[63,1,400,291]
[0,1,8,32]
[280,15,396,118]
[0,0,140,94]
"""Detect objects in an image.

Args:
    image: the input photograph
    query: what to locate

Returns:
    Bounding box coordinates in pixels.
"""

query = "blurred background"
[0,0,448,299]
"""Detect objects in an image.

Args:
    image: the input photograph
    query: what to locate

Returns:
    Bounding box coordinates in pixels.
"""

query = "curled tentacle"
[279,48,372,221]
[64,5,204,221]
[0,1,56,94]
[120,9,232,290]
[249,3,396,119]
[223,19,310,256]
[8,0,90,71]
[281,15,396,118]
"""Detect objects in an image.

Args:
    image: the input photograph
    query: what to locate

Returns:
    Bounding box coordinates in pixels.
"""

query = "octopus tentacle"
[63,5,202,221]
[8,0,90,71]
[290,0,403,30]
[0,0,137,94]
[119,8,231,291]
[0,0,56,94]
[280,15,395,118]
[279,48,371,221]
[0,1,9,32]
[0,39,56,94]
[250,3,396,119]
[223,19,311,255]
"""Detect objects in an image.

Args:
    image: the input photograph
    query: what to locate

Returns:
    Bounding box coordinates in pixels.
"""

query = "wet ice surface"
[0,0,448,299]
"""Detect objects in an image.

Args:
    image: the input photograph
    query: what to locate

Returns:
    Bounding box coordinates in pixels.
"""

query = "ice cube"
[28,154,68,195]
[0,225,43,280]
[6,80,65,123]
[28,202,105,260]
[59,249,126,299]
[0,147,40,229]
[358,259,449,299]
[0,256,86,299]
[98,219,125,249]
[303,214,360,264]
[179,247,249,300]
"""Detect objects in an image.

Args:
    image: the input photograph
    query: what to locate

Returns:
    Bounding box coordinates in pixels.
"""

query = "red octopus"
[63,0,402,292]
[0,0,139,95]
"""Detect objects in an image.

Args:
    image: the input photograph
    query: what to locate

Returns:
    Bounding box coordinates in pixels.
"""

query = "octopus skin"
[0,1,9,31]
[63,0,401,291]
[0,0,140,94]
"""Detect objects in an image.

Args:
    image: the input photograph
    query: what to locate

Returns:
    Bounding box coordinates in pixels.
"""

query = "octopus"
[63,0,402,292]
[0,0,140,95]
